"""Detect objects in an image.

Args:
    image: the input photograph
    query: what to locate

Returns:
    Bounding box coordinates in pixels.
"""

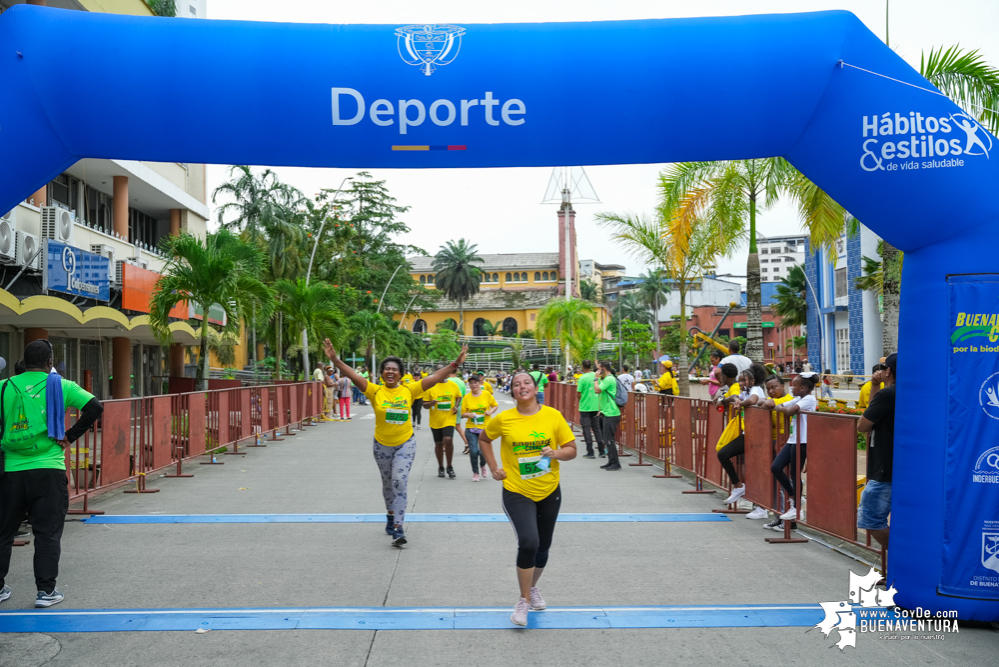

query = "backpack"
[613,377,629,407]
[0,378,49,452]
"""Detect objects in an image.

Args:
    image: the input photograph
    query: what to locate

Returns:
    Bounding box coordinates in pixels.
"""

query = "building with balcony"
[0,0,214,399]
[757,234,807,283]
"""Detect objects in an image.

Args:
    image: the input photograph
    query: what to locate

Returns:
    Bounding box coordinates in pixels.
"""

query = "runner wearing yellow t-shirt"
[479,371,578,627]
[476,371,494,394]
[425,366,464,479]
[461,375,499,480]
[323,339,467,547]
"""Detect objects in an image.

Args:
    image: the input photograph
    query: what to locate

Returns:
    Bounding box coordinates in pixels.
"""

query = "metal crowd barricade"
[62,381,323,511]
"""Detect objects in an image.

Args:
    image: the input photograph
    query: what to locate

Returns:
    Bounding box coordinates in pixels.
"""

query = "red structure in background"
[661,304,806,367]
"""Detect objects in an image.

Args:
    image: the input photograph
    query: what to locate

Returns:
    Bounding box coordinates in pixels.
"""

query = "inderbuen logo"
[972,444,999,483]
[395,25,465,76]
[860,111,992,172]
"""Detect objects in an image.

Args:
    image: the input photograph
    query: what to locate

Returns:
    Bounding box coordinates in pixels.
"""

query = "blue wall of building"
[805,239,820,369]
[847,225,865,373]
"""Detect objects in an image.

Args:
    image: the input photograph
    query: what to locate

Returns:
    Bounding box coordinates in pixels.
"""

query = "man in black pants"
[575,360,605,459]
[0,340,104,608]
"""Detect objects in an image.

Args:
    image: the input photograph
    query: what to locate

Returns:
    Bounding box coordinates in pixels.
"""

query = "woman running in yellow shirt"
[461,375,499,480]
[479,371,578,627]
[323,338,467,547]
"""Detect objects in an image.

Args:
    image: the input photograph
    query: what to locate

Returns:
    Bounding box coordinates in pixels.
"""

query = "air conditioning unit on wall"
[40,206,75,245]
[15,231,41,270]
[91,244,117,283]
[0,209,16,262]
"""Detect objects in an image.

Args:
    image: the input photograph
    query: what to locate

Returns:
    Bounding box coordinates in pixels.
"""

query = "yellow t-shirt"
[427,382,463,429]
[421,371,428,378]
[461,391,498,430]
[657,373,679,394]
[364,380,425,447]
[771,393,794,438]
[715,383,742,451]
[482,381,494,394]
[484,405,575,502]
[401,374,414,384]
[857,381,884,409]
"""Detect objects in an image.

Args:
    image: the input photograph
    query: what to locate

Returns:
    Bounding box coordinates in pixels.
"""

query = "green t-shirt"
[1,372,95,472]
[449,377,468,397]
[529,371,548,391]
[577,371,599,412]
[598,375,621,417]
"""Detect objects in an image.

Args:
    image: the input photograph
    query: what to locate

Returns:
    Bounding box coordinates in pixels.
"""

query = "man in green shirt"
[529,363,549,405]
[593,360,622,471]
[575,359,605,459]
[1,340,104,608]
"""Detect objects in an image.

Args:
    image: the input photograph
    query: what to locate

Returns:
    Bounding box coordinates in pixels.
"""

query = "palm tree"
[478,319,503,337]
[566,324,601,367]
[579,280,601,303]
[773,264,808,329]
[212,165,304,242]
[535,297,597,373]
[432,239,484,335]
[636,268,670,353]
[347,310,394,369]
[274,279,346,374]
[614,292,653,325]
[150,230,273,390]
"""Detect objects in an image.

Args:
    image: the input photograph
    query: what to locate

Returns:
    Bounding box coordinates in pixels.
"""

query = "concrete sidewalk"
[1,396,994,666]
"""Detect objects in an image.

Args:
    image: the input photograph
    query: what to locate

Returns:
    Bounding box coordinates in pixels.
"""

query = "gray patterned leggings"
[372,437,417,525]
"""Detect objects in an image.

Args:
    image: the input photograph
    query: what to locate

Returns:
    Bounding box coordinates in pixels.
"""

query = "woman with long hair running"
[478,371,578,626]
[322,338,467,547]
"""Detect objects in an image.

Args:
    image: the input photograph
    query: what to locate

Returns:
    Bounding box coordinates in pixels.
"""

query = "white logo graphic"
[859,110,993,172]
[815,567,896,650]
[973,445,999,484]
[978,371,999,421]
[395,24,465,76]
[984,532,999,573]
[61,245,76,275]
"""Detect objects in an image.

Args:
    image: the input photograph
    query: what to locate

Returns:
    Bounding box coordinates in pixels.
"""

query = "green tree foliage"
[535,297,597,373]
[274,279,348,373]
[432,239,484,335]
[566,324,601,366]
[579,280,601,303]
[773,264,808,329]
[619,321,656,365]
[428,329,461,362]
[347,310,394,369]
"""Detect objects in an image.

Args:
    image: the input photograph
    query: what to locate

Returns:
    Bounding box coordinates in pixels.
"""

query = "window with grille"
[836,327,851,372]
[835,268,847,297]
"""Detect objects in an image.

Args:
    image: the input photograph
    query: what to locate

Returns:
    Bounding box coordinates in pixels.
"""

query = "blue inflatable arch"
[2,6,998,620]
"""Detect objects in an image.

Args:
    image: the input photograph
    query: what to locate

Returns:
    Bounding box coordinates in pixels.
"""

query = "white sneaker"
[472,473,480,482]
[511,597,530,626]
[529,587,546,610]
[481,466,489,478]
[779,505,801,521]
[745,507,769,520]
[723,486,746,504]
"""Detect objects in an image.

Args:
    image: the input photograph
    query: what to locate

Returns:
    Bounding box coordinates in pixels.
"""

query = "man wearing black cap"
[857,352,897,551]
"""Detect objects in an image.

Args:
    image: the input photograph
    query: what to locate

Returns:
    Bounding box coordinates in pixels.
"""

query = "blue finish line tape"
[0,604,840,632]
[83,513,730,524]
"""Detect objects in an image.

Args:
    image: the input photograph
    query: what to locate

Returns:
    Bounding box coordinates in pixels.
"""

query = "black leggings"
[717,435,745,485]
[771,442,807,498]
[412,399,423,426]
[502,486,562,569]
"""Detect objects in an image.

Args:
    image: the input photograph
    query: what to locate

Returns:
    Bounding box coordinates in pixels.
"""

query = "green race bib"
[385,408,409,424]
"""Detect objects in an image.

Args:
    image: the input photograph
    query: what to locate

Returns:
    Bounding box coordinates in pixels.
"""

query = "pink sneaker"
[511,597,530,626]
[472,473,480,482]
[529,587,546,610]
[482,466,489,478]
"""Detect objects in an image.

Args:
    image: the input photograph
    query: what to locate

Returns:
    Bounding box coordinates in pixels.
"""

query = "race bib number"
[518,455,551,480]
[471,414,485,426]
[385,408,409,424]
[436,401,452,412]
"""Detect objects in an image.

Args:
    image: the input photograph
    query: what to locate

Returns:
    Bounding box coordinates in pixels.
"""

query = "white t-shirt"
[785,394,817,444]
[721,354,753,374]
[618,373,635,392]
[742,386,767,403]
[313,368,325,381]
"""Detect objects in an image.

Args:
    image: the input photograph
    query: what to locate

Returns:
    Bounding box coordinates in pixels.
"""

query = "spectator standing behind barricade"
[857,353,896,551]
[593,361,623,471]
[656,360,679,395]
[313,361,325,382]
[618,365,635,393]
[751,374,795,521]
[460,375,499,481]
[0,340,104,608]
[477,370,578,627]
[717,364,768,507]
[820,370,834,398]
[857,364,886,410]
[546,367,557,385]
[575,360,605,460]
[529,364,548,406]
[768,372,819,531]
[338,373,353,421]
[721,340,752,375]
[410,366,424,431]
[321,366,336,421]
[698,350,725,398]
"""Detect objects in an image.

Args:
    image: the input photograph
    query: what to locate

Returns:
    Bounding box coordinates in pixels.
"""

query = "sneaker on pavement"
[599,453,607,458]
[764,518,783,531]
[599,462,612,469]
[438,467,446,478]
[35,589,64,608]
[582,454,595,459]
[779,506,801,521]
[472,473,480,482]
[0,585,10,603]
[447,467,456,479]
[529,587,546,610]
[724,486,746,505]
[511,597,530,626]
[385,514,395,535]
[391,528,408,547]
[482,466,489,478]
[604,463,622,471]
[745,507,769,520]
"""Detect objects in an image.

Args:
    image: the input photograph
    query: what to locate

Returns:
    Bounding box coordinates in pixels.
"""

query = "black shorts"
[431,426,455,442]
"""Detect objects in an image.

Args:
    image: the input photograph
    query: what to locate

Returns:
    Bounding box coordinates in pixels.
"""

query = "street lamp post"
[301,176,352,375]
[371,263,404,377]
[800,271,824,373]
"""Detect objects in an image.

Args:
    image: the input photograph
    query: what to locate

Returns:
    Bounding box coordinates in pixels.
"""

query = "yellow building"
[400,253,610,336]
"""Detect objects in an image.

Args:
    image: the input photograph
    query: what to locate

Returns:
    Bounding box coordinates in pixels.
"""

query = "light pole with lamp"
[301,176,352,376]
[371,263,404,377]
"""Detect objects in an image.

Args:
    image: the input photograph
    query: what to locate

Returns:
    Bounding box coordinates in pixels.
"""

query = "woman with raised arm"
[322,338,468,547]
[478,371,578,627]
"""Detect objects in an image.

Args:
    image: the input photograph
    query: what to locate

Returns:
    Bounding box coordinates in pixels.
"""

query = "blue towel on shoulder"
[47,369,65,440]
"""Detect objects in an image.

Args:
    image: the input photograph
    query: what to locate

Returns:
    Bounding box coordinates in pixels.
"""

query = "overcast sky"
[205,0,999,285]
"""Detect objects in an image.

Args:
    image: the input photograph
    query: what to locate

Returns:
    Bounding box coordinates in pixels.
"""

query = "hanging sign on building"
[42,239,110,302]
